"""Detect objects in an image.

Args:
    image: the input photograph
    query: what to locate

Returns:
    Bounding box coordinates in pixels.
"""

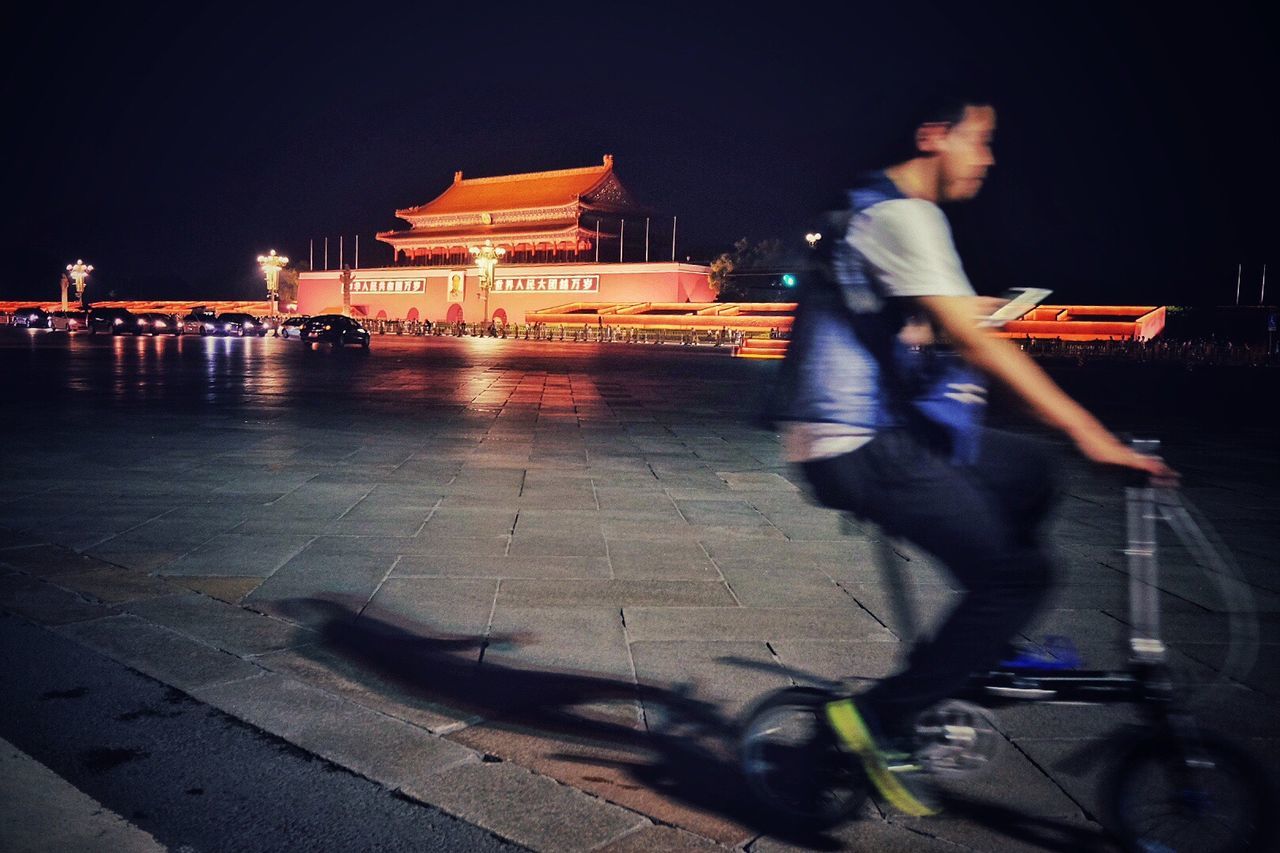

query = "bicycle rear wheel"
[1102,731,1275,853]
[739,687,870,830]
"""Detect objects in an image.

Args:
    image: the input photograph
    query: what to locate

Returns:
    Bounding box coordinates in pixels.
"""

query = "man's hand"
[1073,430,1181,486]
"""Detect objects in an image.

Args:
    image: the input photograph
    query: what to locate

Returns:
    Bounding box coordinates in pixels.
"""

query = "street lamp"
[257,249,289,315]
[804,232,822,250]
[468,239,506,323]
[66,259,94,308]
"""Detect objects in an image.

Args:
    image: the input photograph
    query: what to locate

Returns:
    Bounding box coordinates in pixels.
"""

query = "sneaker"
[997,635,1083,671]
[824,697,940,817]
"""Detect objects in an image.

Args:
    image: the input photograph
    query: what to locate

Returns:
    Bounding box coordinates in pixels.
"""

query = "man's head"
[885,95,997,204]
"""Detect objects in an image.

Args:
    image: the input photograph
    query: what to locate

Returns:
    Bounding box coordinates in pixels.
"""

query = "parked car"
[277,316,308,339]
[181,309,219,335]
[132,312,181,336]
[87,307,136,335]
[10,306,50,328]
[300,314,371,349]
[215,312,267,337]
[49,310,88,332]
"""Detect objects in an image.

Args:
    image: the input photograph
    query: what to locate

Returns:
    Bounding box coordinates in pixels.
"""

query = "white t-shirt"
[782,197,976,463]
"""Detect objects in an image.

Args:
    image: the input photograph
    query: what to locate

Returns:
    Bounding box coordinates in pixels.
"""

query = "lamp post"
[468,239,506,324]
[257,249,289,315]
[66,259,94,308]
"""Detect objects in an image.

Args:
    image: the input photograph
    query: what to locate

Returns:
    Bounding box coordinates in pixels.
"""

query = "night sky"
[3,3,1274,305]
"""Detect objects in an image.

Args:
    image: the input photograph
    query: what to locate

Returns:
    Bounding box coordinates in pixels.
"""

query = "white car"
[49,310,88,332]
[278,316,308,339]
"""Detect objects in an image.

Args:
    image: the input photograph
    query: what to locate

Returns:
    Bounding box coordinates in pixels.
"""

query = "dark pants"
[802,427,1060,736]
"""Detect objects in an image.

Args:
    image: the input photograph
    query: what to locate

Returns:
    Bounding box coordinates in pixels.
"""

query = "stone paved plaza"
[1,329,1276,851]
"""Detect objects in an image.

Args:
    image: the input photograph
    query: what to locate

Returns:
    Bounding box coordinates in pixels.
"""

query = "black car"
[11,306,50,328]
[132,312,181,336]
[215,312,267,337]
[300,314,371,348]
[87,307,137,335]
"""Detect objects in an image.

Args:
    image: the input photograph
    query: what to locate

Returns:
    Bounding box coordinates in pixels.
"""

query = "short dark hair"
[879,91,994,167]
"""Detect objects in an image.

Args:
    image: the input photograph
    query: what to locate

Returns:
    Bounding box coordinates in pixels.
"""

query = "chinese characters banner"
[350,279,426,294]
[492,276,599,293]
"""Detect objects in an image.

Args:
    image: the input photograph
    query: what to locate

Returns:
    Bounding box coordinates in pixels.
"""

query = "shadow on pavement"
[270,595,850,848]
[270,596,1124,850]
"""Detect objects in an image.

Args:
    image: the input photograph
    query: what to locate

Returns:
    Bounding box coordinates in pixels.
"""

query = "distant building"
[297,156,713,325]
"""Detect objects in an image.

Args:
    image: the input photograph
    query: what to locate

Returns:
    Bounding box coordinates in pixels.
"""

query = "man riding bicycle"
[774,94,1177,815]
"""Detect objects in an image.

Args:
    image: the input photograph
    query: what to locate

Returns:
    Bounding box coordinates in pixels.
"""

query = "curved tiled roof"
[396,155,635,218]
[377,222,606,244]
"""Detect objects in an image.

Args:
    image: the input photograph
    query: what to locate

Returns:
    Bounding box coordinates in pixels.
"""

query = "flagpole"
[671,216,677,262]
[1262,264,1268,305]
[619,219,625,263]
[310,239,314,271]
[339,236,344,270]
[595,220,600,263]
[324,237,329,271]
[644,217,650,262]
[1236,263,1242,305]
[355,235,360,270]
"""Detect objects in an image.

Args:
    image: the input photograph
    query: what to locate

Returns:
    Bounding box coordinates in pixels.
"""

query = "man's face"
[936,105,996,203]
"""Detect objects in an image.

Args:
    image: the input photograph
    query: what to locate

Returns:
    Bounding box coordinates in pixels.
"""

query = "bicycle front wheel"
[739,687,870,830]
[1102,731,1275,853]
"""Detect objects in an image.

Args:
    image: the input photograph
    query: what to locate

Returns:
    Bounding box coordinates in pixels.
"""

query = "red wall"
[298,262,714,323]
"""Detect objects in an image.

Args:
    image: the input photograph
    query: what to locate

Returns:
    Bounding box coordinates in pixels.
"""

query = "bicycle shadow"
[270,596,845,849]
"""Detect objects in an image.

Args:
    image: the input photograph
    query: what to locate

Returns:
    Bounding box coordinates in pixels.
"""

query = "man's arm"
[915,295,1177,480]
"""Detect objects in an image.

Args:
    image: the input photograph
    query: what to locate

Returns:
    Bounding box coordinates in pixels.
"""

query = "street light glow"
[468,239,507,323]
[258,249,289,313]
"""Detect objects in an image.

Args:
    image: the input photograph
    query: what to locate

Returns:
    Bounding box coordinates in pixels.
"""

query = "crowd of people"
[1018,334,1277,367]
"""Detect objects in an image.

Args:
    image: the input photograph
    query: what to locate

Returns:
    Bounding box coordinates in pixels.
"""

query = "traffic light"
[780,273,797,288]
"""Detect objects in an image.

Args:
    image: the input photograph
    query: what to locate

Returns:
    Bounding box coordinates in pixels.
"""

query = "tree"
[708,238,787,300]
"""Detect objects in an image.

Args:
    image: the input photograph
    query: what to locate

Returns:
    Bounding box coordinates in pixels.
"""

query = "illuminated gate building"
[297,155,715,326]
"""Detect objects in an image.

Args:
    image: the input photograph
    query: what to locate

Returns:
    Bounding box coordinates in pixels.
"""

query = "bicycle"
[739,440,1274,852]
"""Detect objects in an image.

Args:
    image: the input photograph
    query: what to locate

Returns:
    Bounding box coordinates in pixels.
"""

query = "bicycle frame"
[964,439,1254,718]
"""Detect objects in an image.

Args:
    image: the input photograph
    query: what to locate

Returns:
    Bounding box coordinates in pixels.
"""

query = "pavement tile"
[766,640,904,687]
[170,576,263,605]
[753,809,960,852]
[0,574,110,625]
[401,760,647,853]
[606,539,720,581]
[485,606,633,680]
[157,533,314,577]
[55,613,264,689]
[191,672,478,787]
[0,544,113,578]
[593,825,731,852]
[51,567,183,605]
[630,640,790,722]
[887,811,1112,853]
[120,592,315,656]
[393,553,612,579]
[498,579,736,608]
[364,576,499,636]
[449,723,753,847]
[253,643,477,733]
[622,607,895,642]
[242,550,397,624]
[719,565,854,608]
[508,531,608,558]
